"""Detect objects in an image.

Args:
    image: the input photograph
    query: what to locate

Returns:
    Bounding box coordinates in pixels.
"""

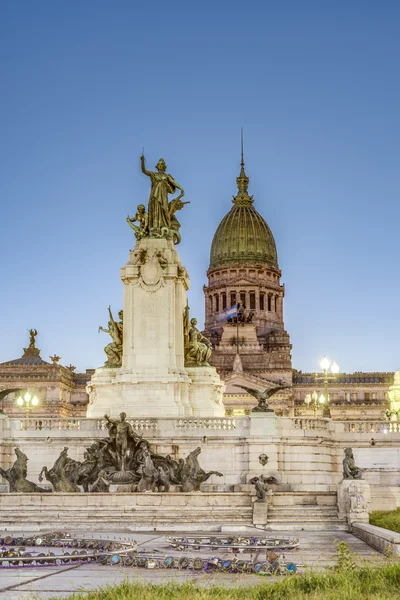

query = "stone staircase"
[265,492,347,531]
[0,492,253,532]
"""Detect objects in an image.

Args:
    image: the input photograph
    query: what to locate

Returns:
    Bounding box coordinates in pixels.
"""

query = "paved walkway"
[0,528,384,599]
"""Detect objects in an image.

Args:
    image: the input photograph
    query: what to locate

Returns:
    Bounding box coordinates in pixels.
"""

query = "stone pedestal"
[247,413,281,483]
[249,412,280,437]
[185,366,225,417]
[253,500,268,526]
[87,238,225,419]
[337,479,371,524]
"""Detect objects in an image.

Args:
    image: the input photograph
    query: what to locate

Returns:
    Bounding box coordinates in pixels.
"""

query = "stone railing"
[97,419,158,431]
[343,421,399,434]
[174,418,237,430]
[19,419,81,431]
[292,418,330,431]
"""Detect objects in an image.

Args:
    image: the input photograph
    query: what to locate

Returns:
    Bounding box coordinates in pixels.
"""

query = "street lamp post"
[304,391,326,418]
[314,357,340,418]
[16,391,39,429]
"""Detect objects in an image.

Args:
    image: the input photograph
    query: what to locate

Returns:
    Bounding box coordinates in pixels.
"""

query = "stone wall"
[2,414,400,505]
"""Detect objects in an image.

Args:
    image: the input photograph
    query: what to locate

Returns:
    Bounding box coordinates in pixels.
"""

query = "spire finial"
[241,127,244,168]
[232,128,253,205]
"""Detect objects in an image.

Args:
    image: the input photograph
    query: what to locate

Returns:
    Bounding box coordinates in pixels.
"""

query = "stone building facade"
[0,339,90,419]
[203,155,395,420]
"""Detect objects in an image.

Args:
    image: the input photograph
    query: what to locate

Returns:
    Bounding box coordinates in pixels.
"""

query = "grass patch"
[49,562,400,600]
[370,508,400,534]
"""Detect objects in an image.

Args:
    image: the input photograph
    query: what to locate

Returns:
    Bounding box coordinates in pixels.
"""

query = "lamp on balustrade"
[304,391,326,418]
[16,391,39,428]
[313,357,340,419]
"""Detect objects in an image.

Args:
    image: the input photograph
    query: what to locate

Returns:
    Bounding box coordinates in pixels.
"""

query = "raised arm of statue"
[140,154,151,177]
[104,414,117,426]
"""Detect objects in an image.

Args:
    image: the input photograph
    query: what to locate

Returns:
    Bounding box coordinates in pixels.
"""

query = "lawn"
[50,543,400,600]
[370,508,400,534]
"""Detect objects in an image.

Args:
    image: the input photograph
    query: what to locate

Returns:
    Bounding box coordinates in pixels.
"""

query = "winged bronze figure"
[0,388,22,413]
[236,381,291,412]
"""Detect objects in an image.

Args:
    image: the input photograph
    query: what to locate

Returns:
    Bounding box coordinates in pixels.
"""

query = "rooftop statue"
[98,307,123,367]
[28,329,37,348]
[139,154,188,244]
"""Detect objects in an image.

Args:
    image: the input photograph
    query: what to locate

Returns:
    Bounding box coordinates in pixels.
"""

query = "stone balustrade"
[2,416,248,437]
[292,418,330,431]
[97,419,158,431]
[343,421,397,434]
[3,416,399,438]
[18,418,82,431]
[174,418,237,430]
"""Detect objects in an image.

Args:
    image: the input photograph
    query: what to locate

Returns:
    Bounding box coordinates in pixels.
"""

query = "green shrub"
[370,508,400,534]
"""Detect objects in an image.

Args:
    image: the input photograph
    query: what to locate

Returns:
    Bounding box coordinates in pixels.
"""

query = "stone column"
[277,295,283,321]
[245,291,250,310]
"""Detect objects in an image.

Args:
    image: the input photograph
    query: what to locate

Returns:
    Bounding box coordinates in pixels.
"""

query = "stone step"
[267,515,340,523]
[264,522,348,531]
[269,508,338,517]
[0,508,252,516]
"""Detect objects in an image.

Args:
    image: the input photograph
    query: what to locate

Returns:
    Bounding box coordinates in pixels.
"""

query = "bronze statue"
[18,421,225,494]
[0,447,48,493]
[28,329,37,348]
[98,307,123,367]
[153,466,171,492]
[137,446,158,492]
[39,447,80,492]
[67,444,105,492]
[104,412,140,471]
[249,474,279,502]
[181,447,223,492]
[343,448,364,480]
[237,380,291,412]
[140,154,188,244]
[126,204,149,240]
[183,308,212,367]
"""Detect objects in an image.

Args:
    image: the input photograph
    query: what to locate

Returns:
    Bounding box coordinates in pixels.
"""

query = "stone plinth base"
[249,413,280,437]
[87,380,191,419]
[253,501,268,526]
[337,479,371,524]
[87,366,225,418]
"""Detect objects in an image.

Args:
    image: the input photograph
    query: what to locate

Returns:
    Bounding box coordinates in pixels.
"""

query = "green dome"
[209,161,278,270]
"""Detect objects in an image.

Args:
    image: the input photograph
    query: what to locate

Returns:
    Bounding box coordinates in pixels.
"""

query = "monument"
[87,154,225,418]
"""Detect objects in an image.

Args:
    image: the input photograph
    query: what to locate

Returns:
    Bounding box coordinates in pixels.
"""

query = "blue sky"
[0,1,399,374]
